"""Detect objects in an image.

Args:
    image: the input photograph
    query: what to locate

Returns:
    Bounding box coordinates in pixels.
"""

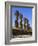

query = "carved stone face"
[15,10,19,17]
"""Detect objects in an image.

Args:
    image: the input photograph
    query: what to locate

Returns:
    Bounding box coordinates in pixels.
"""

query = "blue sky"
[11,6,32,28]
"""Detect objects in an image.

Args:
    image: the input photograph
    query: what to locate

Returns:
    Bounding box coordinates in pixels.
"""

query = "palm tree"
[15,10,19,28]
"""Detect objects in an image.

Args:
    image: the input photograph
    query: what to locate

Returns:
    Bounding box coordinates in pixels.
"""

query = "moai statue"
[27,24,32,32]
[15,10,19,28]
[20,14,23,29]
[24,17,28,31]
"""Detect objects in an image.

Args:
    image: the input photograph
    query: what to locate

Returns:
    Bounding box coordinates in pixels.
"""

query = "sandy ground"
[13,35,32,38]
[10,35,32,42]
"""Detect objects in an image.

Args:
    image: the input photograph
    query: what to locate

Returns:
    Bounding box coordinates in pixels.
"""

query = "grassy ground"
[12,28,32,36]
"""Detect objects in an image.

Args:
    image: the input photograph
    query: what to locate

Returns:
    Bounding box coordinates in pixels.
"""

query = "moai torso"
[24,18,28,31]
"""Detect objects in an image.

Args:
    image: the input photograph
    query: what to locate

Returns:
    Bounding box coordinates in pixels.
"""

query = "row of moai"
[15,10,31,31]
